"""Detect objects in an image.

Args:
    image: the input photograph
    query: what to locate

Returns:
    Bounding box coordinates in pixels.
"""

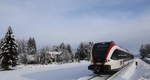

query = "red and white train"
[88,41,134,74]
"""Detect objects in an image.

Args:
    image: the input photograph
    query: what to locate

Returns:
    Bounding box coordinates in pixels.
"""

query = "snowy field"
[0,61,92,80]
[0,59,150,80]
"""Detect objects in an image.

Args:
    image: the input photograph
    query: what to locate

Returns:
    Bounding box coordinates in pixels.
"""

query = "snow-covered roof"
[27,55,35,61]
[47,51,62,55]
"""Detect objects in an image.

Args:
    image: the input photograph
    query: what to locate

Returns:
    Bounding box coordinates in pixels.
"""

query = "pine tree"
[60,42,65,50]
[78,42,86,60]
[27,37,37,55]
[67,44,72,53]
[0,26,18,70]
[67,44,74,62]
[0,39,2,55]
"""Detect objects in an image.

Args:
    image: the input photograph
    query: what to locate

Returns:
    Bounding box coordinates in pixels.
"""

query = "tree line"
[0,26,93,70]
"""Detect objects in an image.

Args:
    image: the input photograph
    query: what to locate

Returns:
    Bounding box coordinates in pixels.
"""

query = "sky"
[0,0,150,54]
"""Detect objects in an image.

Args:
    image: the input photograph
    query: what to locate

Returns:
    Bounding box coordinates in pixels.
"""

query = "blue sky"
[0,0,150,54]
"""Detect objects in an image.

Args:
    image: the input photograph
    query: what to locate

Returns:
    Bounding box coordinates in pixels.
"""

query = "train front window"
[92,43,109,62]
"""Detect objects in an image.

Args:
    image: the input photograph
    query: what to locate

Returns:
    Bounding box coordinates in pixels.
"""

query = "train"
[88,41,134,74]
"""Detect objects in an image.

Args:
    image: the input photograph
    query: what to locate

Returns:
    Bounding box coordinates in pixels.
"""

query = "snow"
[110,59,150,80]
[79,75,110,80]
[0,61,92,80]
[0,58,150,80]
[47,51,62,55]
[79,58,150,80]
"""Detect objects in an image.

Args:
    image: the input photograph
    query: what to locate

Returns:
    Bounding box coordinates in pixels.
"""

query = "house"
[47,51,62,62]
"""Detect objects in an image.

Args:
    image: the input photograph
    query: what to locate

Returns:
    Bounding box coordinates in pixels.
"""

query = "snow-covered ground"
[0,59,150,80]
[79,59,150,80]
[109,59,150,80]
[0,61,92,80]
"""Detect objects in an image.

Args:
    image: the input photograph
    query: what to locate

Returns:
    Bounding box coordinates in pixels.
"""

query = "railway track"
[87,74,99,80]
[86,62,133,80]
[87,74,111,80]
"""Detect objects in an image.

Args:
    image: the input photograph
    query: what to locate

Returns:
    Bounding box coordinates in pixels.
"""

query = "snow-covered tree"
[0,26,18,70]
[0,39,3,54]
[66,44,74,61]
[38,47,51,64]
[16,39,28,64]
[59,43,74,63]
[16,38,37,64]
[140,44,150,59]
[17,39,28,54]
[75,42,93,61]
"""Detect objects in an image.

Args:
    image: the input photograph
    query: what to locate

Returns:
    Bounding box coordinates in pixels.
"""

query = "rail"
[86,61,134,80]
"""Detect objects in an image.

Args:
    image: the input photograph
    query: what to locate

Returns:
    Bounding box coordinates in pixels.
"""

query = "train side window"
[111,50,120,60]
[111,49,133,60]
[111,49,128,60]
[118,50,128,59]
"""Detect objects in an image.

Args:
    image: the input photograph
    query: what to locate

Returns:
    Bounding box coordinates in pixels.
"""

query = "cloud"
[0,0,150,54]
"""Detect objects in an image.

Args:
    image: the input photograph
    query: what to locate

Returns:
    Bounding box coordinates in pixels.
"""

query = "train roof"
[94,41,131,53]
[95,41,115,45]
